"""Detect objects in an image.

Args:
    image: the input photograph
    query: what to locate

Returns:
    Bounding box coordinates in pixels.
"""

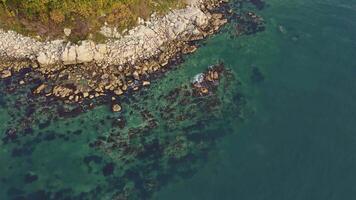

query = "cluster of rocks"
[191,63,225,96]
[0,0,230,111]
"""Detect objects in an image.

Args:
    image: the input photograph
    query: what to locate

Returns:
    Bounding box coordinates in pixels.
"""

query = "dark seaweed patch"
[26,190,50,200]
[57,105,83,118]
[2,128,18,143]
[38,120,51,129]
[72,130,82,135]
[23,127,33,135]
[25,105,36,117]
[84,155,103,165]
[43,132,56,141]
[11,146,33,157]
[112,117,126,129]
[24,172,38,184]
[251,66,265,83]
[102,163,115,176]
[7,187,25,197]
[249,0,266,10]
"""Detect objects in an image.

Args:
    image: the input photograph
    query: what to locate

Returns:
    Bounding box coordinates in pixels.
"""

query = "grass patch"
[0,0,186,41]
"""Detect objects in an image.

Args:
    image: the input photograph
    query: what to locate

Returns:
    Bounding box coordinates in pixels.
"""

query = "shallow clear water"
[1,0,356,199]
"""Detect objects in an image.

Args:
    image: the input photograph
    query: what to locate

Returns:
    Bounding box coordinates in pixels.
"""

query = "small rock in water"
[112,104,122,112]
[192,73,205,84]
[33,84,47,94]
[201,88,209,94]
[278,25,287,34]
[142,81,151,86]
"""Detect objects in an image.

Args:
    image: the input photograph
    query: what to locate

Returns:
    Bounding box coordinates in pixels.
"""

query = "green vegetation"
[0,0,185,41]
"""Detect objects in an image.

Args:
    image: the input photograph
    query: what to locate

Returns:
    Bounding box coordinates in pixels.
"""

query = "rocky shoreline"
[0,0,229,109]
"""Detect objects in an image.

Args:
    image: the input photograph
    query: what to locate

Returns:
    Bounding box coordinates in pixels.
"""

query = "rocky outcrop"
[0,0,229,105]
[0,0,227,68]
[192,63,225,96]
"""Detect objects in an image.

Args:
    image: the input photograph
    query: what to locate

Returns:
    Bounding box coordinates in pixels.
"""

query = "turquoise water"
[155,0,356,199]
[1,0,356,199]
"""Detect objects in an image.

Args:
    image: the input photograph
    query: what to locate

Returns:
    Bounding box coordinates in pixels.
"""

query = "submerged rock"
[33,84,47,94]
[192,73,205,84]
